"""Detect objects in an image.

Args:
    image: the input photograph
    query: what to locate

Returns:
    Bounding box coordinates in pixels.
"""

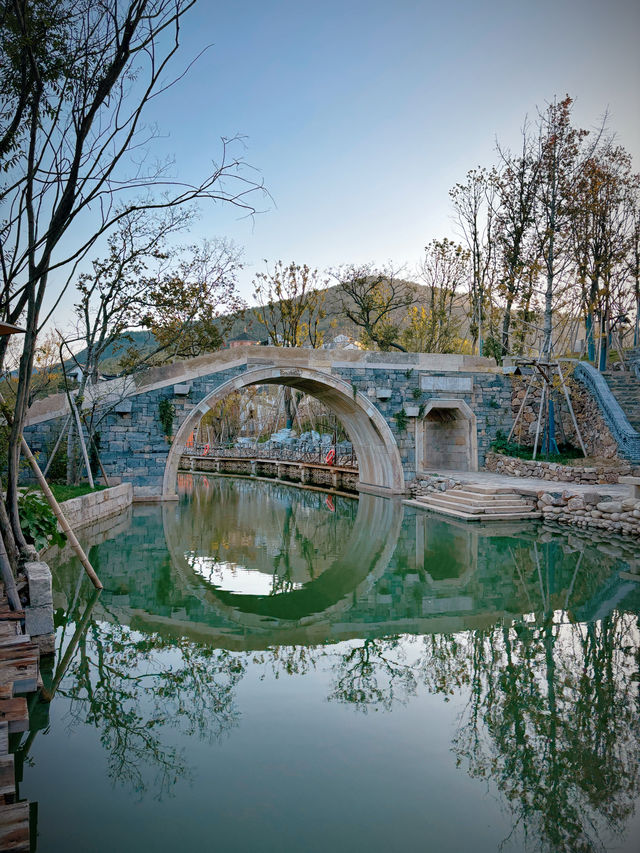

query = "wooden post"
[0,536,21,612]
[70,396,94,489]
[507,373,535,444]
[532,380,546,461]
[20,438,102,590]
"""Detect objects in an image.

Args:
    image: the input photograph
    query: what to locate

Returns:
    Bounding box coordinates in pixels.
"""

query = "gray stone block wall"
[24,363,513,493]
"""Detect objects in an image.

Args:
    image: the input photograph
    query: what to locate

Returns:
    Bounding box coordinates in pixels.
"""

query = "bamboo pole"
[70,395,94,489]
[20,438,102,589]
[41,587,100,702]
[43,413,71,478]
[80,413,110,487]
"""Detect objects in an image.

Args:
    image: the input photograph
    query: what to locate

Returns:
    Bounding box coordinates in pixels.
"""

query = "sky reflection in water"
[17,475,640,853]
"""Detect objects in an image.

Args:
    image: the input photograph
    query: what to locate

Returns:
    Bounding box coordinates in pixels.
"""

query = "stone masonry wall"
[24,356,515,495]
[485,451,633,485]
[537,489,640,539]
[58,482,134,530]
[508,370,620,459]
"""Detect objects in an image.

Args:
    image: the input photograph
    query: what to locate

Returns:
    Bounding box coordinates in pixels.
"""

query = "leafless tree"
[0,0,265,562]
[331,263,414,352]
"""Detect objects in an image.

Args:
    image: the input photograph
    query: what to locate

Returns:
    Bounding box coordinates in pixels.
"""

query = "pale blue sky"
[50,0,640,317]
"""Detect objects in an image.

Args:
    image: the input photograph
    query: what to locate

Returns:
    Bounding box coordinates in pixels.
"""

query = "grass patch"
[491,431,583,465]
[46,483,107,502]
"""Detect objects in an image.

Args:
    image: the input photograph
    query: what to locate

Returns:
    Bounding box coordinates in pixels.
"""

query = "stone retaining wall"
[59,482,133,530]
[485,451,633,484]
[509,371,620,458]
[537,490,640,539]
[408,475,465,497]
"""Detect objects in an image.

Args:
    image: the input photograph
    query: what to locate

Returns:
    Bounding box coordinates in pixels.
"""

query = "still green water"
[16,475,640,852]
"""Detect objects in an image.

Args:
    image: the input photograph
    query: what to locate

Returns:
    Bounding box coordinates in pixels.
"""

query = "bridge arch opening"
[162,366,405,498]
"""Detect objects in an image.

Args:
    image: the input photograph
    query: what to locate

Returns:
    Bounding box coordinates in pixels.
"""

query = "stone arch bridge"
[24,346,513,498]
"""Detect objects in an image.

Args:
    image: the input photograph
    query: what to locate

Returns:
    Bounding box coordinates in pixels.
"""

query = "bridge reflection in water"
[36,474,640,853]
[48,474,639,650]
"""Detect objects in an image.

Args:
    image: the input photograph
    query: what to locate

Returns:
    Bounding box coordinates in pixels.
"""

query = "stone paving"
[422,468,630,499]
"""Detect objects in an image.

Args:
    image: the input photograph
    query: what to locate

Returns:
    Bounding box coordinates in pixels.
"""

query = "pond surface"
[16,475,640,852]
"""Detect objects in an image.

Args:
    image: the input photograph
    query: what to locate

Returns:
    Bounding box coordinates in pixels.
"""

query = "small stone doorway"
[416,399,478,473]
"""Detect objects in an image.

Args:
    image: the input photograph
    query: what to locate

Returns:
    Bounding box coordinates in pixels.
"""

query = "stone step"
[454,483,518,496]
[419,495,535,516]
[422,492,530,511]
[451,489,528,504]
[404,499,540,522]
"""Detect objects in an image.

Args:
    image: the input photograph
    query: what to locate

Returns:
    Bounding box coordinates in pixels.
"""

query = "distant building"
[227,332,261,348]
[322,334,361,351]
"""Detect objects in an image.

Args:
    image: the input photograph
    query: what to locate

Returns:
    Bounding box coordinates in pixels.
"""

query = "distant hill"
[71,280,475,371]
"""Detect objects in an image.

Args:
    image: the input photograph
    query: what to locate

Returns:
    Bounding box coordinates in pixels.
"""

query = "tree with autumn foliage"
[252,260,329,348]
[570,141,640,369]
[0,0,263,584]
[332,263,415,352]
[400,239,468,353]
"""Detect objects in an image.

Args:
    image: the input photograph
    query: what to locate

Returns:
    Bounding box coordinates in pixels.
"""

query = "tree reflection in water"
[41,479,640,849]
[55,602,245,799]
[326,615,640,852]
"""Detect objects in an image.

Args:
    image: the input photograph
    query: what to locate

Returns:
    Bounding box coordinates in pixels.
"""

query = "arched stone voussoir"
[163,365,405,498]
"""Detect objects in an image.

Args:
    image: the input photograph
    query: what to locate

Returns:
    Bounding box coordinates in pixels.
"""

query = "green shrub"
[394,408,408,432]
[18,491,66,551]
[490,430,583,464]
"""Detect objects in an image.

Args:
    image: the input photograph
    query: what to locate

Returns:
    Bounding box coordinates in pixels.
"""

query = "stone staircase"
[602,372,640,432]
[405,484,540,521]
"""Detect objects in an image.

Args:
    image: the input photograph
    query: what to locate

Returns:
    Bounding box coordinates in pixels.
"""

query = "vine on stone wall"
[158,397,175,438]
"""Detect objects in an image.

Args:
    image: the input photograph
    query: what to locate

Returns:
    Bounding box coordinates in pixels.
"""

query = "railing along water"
[183,443,358,470]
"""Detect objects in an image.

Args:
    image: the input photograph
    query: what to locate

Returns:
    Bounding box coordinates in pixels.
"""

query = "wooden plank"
[0,613,24,623]
[0,636,32,649]
[0,755,15,800]
[0,699,28,734]
[0,801,29,852]
[0,687,12,701]
[0,646,39,663]
[0,625,19,640]
[0,722,8,756]
[0,658,38,694]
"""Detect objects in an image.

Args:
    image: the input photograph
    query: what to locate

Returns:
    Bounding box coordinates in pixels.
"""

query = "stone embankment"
[58,482,133,529]
[537,491,640,538]
[485,451,634,485]
[408,475,464,497]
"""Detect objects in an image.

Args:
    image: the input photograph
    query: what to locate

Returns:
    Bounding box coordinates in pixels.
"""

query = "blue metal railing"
[573,361,640,462]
